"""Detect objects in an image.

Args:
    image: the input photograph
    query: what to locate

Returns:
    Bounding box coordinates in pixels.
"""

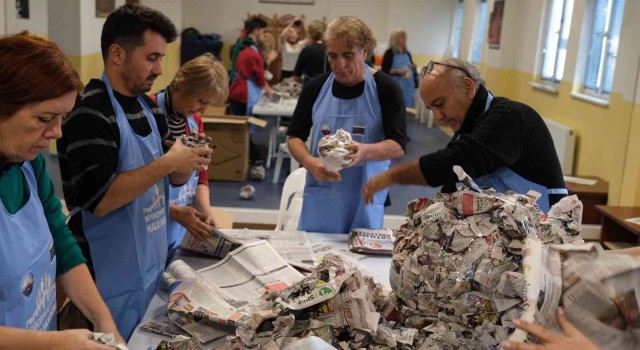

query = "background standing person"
[151,53,229,260]
[286,16,407,234]
[280,16,309,80]
[293,20,329,84]
[363,58,567,213]
[57,4,212,339]
[230,17,268,82]
[382,30,417,108]
[229,33,277,177]
[0,33,122,349]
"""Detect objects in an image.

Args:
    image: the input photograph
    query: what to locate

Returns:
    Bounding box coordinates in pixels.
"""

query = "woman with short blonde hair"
[152,53,229,260]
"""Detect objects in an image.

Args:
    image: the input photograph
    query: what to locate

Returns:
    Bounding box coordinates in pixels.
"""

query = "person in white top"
[280,16,310,79]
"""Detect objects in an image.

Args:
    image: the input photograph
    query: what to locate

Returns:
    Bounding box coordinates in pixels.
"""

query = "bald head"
[419,59,483,132]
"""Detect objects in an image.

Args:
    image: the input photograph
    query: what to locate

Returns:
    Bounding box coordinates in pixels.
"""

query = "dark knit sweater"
[419,85,566,206]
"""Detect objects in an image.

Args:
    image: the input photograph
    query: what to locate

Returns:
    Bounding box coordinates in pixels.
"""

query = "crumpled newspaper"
[386,166,584,349]
[318,129,353,172]
[92,333,128,350]
[272,77,302,99]
[155,335,200,350]
[181,134,213,170]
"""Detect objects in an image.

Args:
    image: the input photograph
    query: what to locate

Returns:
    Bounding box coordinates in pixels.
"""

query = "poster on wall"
[16,0,29,19]
[488,0,505,49]
[259,0,314,4]
[96,0,116,18]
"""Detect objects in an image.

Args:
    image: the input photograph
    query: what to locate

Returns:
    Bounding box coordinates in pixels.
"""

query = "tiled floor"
[45,116,451,216]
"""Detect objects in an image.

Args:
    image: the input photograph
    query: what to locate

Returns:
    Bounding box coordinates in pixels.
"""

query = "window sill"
[570,92,610,107]
[529,81,559,94]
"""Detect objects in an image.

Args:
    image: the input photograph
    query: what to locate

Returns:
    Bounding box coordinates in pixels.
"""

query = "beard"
[122,59,156,95]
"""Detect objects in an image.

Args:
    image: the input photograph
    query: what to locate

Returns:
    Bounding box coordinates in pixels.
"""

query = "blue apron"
[82,74,169,340]
[0,162,57,331]
[299,68,389,233]
[468,93,568,213]
[390,51,414,108]
[157,91,200,260]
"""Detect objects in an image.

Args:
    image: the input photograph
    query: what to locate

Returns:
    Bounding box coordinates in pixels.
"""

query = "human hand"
[172,206,215,239]
[502,308,598,350]
[362,171,393,204]
[194,203,217,227]
[50,329,114,350]
[304,157,341,182]
[164,137,212,175]
[92,319,125,345]
[264,84,273,97]
[344,141,369,168]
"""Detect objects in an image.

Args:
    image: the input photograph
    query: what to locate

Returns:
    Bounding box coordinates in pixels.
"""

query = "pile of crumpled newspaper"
[272,77,302,99]
[387,168,584,349]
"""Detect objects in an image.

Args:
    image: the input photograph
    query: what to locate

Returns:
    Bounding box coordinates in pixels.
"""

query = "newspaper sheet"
[197,240,305,301]
[349,228,394,255]
[180,228,241,259]
[220,229,316,270]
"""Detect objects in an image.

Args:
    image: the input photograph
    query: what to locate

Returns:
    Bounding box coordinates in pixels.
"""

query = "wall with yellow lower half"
[478,65,638,206]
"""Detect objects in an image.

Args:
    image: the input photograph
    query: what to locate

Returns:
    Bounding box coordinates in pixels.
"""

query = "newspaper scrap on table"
[216,255,393,350]
[181,228,242,259]
[530,243,640,349]
[155,335,200,350]
[197,240,305,301]
[220,229,316,270]
[385,166,585,349]
[163,260,239,343]
[92,333,128,350]
[271,77,302,99]
[349,228,394,255]
[312,243,378,278]
[318,129,353,172]
[139,318,188,338]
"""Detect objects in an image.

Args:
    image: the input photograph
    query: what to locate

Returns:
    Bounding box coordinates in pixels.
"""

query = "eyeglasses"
[420,60,472,79]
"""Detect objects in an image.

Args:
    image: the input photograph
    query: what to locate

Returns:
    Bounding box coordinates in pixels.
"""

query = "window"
[584,0,625,95]
[540,0,574,83]
[451,0,464,58]
[471,0,488,64]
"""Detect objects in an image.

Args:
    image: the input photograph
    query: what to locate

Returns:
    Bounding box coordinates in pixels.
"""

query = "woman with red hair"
[0,33,122,348]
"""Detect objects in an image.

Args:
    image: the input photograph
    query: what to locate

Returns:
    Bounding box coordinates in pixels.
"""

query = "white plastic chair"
[275,167,307,231]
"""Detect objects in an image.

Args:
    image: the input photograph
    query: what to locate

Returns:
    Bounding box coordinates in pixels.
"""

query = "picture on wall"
[16,0,29,19]
[96,0,116,18]
[488,0,505,49]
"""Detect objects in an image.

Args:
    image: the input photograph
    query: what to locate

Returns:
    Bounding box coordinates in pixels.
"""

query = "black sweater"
[419,85,566,206]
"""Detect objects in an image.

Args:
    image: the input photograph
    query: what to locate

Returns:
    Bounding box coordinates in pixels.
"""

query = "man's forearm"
[390,159,428,186]
[363,139,405,161]
[288,137,313,166]
[93,155,174,217]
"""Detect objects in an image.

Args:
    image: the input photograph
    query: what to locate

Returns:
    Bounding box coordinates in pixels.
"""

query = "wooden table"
[595,206,640,249]
[566,176,609,225]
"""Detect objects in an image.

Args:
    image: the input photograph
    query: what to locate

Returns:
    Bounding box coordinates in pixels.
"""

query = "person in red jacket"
[151,53,229,260]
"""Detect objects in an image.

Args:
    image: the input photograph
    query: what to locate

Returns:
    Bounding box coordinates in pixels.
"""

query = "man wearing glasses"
[362,58,567,213]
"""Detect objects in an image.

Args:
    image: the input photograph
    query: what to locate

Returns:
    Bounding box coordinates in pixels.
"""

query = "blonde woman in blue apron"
[363,59,567,213]
[287,17,407,234]
[152,53,229,261]
[382,30,417,108]
[0,34,121,348]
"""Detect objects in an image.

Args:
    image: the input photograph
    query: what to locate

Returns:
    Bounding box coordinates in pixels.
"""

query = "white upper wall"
[0,0,6,35]
[386,0,455,57]
[5,0,47,35]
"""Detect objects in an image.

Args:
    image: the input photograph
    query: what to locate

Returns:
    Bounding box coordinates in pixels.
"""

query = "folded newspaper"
[181,229,316,270]
[349,228,394,255]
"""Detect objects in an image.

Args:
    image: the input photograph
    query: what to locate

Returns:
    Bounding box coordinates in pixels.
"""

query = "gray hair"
[441,58,485,91]
[388,30,406,53]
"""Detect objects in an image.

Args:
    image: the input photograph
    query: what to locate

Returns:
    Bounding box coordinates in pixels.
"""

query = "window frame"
[451,0,464,58]
[539,0,574,85]
[470,0,488,64]
[583,0,625,98]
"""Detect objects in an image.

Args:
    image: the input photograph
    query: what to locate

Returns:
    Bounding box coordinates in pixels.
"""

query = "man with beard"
[57,4,212,339]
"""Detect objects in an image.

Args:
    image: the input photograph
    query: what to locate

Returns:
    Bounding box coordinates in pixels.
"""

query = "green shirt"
[0,154,86,275]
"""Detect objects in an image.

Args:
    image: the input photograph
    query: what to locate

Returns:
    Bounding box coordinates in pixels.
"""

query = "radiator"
[542,117,575,175]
